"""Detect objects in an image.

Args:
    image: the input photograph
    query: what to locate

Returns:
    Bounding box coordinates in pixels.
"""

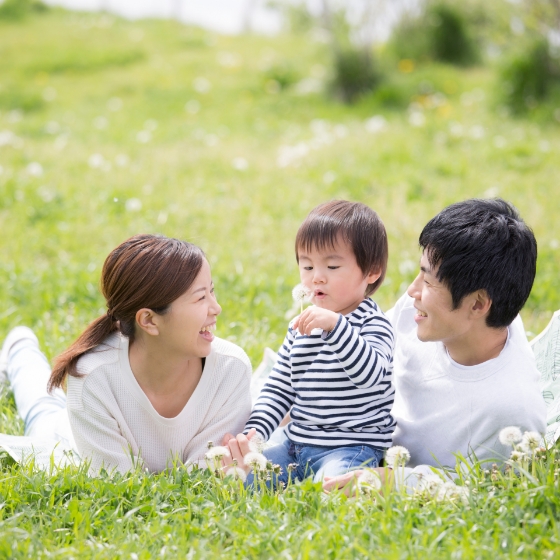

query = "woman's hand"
[221,428,257,473]
[292,306,339,335]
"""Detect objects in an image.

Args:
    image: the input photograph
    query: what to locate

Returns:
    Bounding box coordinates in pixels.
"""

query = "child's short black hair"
[295,200,388,297]
[419,198,537,328]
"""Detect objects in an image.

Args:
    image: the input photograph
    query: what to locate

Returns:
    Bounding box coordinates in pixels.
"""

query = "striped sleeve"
[323,312,394,389]
[244,329,296,441]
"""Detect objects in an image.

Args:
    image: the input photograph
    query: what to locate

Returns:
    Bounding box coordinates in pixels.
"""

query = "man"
[322,198,546,490]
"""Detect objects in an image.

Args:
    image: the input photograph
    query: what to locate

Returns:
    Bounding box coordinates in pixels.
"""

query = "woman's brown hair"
[48,234,205,392]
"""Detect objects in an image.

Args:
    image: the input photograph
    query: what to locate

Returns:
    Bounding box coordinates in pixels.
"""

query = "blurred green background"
[1,0,560,369]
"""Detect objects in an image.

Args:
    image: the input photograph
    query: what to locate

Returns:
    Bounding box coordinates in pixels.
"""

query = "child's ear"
[365,268,382,285]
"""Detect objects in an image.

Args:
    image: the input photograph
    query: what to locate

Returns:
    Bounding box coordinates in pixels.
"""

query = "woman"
[1,234,252,473]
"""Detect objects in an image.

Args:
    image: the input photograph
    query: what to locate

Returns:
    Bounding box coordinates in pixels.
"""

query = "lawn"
[1,7,560,558]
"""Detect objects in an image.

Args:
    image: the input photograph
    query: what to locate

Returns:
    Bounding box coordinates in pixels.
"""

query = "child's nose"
[313,269,326,283]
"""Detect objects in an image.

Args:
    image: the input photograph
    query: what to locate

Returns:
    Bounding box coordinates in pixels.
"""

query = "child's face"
[297,237,381,316]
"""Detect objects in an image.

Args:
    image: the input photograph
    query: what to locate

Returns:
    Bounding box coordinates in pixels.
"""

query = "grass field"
[1,7,560,558]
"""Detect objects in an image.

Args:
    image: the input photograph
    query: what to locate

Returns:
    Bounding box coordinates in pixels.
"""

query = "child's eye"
[303,266,313,271]
[328,266,340,270]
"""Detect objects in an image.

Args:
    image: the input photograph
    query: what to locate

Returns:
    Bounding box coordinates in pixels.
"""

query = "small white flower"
[499,426,523,446]
[436,482,469,504]
[417,473,444,496]
[243,452,268,472]
[205,446,230,461]
[520,431,542,454]
[357,469,381,491]
[385,445,411,468]
[248,434,266,454]
[225,466,247,482]
[509,449,528,462]
[292,284,310,303]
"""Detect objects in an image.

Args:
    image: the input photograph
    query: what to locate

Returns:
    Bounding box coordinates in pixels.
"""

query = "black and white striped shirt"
[245,298,396,448]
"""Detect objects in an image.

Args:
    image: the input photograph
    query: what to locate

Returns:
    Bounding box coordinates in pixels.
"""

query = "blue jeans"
[247,435,384,488]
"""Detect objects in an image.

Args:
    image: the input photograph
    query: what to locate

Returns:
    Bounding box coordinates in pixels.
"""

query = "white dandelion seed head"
[417,473,444,496]
[292,284,310,303]
[225,466,247,482]
[248,434,266,454]
[520,431,542,453]
[205,446,230,460]
[243,452,268,472]
[436,482,469,504]
[510,449,528,462]
[357,469,382,490]
[385,445,411,468]
[499,426,523,446]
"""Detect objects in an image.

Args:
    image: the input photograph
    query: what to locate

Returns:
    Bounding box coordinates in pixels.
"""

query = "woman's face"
[156,259,222,359]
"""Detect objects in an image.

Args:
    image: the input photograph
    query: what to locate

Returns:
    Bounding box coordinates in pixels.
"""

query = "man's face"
[407,251,474,344]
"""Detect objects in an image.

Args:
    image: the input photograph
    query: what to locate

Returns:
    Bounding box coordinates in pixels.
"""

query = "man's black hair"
[419,198,537,328]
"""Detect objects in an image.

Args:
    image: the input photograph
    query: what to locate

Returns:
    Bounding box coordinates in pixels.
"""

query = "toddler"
[244,200,395,485]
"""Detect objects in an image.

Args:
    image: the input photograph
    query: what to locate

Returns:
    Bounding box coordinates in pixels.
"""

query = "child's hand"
[292,306,339,336]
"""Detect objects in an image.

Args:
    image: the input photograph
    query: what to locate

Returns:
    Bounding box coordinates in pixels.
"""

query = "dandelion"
[417,473,443,497]
[243,452,268,472]
[520,431,541,454]
[385,445,411,468]
[509,449,527,462]
[248,434,266,454]
[436,482,469,504]
[357,469,381,492]
[499,426,523,446]
[292,283,310,313]
[205,446,230,461]
[225,466,247,482]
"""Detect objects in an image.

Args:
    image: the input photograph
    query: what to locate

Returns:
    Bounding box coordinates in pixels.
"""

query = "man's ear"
[471,290,492,319]
[135,308,160,337]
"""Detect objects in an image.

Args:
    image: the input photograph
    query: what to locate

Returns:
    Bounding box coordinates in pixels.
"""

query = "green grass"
[1,8,560,558]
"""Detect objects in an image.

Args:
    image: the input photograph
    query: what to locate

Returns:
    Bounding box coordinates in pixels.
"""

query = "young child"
[244,200,395,485]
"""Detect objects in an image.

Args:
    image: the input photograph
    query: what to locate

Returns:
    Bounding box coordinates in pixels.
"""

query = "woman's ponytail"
[48,313,118,392]
[48,234,204,393]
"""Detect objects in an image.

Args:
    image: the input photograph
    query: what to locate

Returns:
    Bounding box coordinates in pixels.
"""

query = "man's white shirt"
[388,293,546,469]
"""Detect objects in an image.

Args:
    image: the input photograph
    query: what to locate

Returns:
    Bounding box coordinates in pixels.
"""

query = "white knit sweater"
[67,334,252,474]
